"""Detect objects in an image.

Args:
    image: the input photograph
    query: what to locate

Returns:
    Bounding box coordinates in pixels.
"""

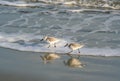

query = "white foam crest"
[62,1,77,5]
[0,33,120,57]
[67,9,113,13]
[0,0,120,9]
[0,41,120,57]
[0,34,19,42]
[0,33,42,42]
[0,0,46,7]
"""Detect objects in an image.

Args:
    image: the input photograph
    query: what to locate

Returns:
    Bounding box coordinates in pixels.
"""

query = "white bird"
[64,43,84,54]
[41,36,60,48]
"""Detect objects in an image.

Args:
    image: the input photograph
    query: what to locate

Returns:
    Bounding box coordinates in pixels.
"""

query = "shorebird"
[41,36,60,48]
[63,57,84,68]
[40,53,60,64]
[64,43,84,54]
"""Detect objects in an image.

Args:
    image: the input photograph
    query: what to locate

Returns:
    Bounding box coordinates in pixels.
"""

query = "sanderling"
[63,57,84,68]
[64,43,84,54]
[41,36,60,48]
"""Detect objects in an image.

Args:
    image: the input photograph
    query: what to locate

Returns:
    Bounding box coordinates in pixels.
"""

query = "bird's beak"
[64,43,68,47]
[40,39,43,41]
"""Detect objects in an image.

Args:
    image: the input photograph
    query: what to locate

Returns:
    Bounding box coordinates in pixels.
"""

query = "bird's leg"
[54,43,56,48]
[77,49,81,58]
[47,44,50,48]
[78,49,80,53]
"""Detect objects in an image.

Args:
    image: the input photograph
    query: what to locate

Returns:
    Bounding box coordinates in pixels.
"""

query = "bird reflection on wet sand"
[40,52,85,68]
[63,56,85,68]
[40,53,60,64]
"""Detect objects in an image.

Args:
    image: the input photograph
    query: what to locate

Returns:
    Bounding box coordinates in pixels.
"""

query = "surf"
[0,33,119,57]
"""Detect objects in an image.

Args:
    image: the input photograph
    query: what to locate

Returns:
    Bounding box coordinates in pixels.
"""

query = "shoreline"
[0,46,119,57]
[0,47,120,81]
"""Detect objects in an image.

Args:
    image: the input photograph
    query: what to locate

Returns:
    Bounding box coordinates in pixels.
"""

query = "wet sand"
[0,47,120,81]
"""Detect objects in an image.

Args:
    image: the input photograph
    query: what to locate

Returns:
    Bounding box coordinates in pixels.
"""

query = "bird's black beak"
[40,39,43,41]
[64,43,68,47]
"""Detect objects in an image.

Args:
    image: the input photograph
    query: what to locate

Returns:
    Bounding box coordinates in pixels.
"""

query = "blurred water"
[0,0,120,56]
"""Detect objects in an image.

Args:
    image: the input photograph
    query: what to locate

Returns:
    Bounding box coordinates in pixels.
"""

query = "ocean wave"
[0,33,119,57]
[0,0,47,7]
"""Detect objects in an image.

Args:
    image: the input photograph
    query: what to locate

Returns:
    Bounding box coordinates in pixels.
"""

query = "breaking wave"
[0,0,120,9]
[0,33,120,57]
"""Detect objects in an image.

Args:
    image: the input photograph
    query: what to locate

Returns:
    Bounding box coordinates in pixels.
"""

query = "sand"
[0,47,120,81]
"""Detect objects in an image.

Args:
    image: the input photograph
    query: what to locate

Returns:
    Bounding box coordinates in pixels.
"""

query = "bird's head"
[41,36,48,41]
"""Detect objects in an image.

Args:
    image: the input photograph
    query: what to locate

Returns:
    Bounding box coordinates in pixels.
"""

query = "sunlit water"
[0,0,120,56]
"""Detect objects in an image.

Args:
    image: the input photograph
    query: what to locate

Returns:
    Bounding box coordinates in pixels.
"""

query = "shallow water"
[0,0,120,56]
